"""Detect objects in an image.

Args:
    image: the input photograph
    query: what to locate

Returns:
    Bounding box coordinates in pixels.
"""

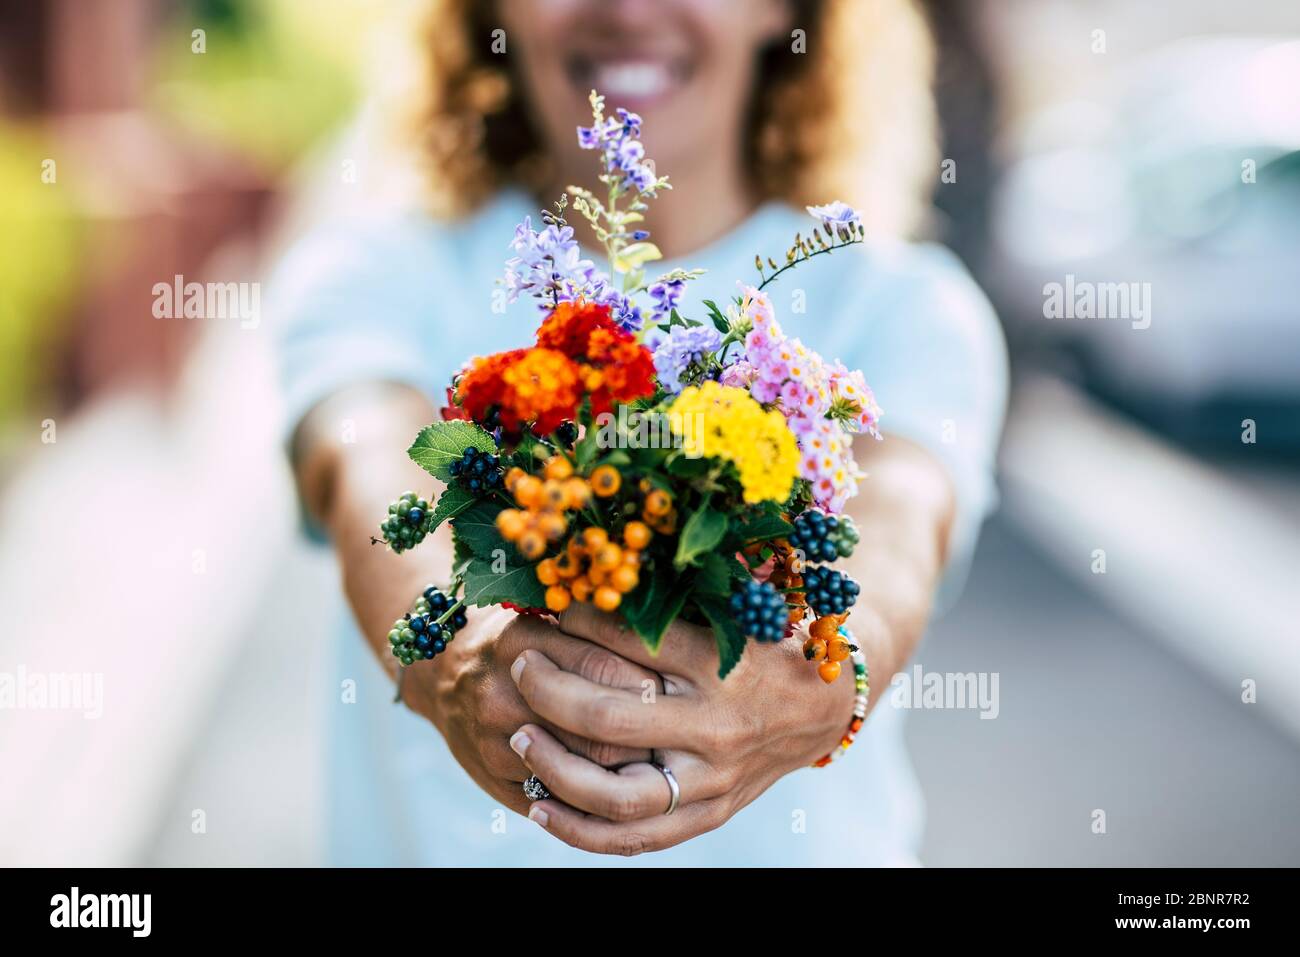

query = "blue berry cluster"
[379,490,431,553]
[449,447,502,495]
[802,565,860,616]
[423,584,468,631]
[553,421,578,448]
[729,579,790,643]
[388,585,468,666]
[789,510,859,563]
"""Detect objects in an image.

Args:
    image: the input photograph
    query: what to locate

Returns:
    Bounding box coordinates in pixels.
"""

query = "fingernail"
[528,805,549,828]
[510,654,527,684]
[509,730,531,758]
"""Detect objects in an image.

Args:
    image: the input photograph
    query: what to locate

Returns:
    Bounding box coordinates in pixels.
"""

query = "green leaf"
[702,299,730,334]
[452,535,475,578]
[428,486,475,532]
[614,241,662,272]
[460,559,548,609]
[408,421,497,482]
[598,449,632,469]
[620,564,689,654]
[695,552,750,597]
[574,426,600,470]
[513,430,547,463]
[674,504,727,569]
[450,499,510,561]
[695,595,747,679]
[666,455,710,478]
[733,511,793,543]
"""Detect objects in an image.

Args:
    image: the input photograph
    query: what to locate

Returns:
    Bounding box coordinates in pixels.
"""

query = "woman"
[274,0,1007,864]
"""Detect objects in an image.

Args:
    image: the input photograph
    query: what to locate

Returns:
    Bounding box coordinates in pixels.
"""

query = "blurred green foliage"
[0,124,80,422]
[149,0,367,173]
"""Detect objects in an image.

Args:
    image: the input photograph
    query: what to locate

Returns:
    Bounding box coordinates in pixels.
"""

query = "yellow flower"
[668,382,800,503]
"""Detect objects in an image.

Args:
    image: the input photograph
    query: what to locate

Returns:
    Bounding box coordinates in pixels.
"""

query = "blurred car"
[987,36,1300,456]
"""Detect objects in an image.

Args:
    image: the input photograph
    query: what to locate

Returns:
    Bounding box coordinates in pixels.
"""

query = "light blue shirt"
[271,190,1008,866]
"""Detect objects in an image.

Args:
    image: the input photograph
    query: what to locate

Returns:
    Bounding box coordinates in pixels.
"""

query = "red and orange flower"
[455,301,655,435]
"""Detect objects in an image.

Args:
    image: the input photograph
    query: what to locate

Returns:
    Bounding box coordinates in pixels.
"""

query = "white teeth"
[591,62,672,99]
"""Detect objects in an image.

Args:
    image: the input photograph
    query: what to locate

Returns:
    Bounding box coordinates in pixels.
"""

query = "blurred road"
[909,516,1300,867]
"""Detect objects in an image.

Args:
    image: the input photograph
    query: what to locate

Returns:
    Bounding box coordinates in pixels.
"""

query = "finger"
[505,618,661,766]
[526,794,729,856]
[544,636,659,765]
[511,650,698,750]
[551,728,648,769]
[507,615,663,693]
[511,724,714,821]
[557,603,716,683]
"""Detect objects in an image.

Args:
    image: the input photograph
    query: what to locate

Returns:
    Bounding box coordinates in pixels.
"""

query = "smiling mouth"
[564,54,692,107]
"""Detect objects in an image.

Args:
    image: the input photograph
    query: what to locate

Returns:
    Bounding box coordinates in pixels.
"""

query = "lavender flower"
[577,107,658,195]
[579,275,643,333]
[653,325,722,394]
[647,278,686,325]
[502,216,596,305]
[805,201,862,239]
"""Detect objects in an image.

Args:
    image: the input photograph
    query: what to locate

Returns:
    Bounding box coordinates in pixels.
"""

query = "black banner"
[0,867,1282,943]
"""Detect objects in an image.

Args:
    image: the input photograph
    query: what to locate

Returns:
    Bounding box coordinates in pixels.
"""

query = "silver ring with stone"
[522,775,550,801]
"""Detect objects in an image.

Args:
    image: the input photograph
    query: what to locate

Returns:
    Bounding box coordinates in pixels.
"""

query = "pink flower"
[739,285,777,332]
[735,289,877,512]
[788,412,862,511]
[828,361,882,438]
[720,360,758,389]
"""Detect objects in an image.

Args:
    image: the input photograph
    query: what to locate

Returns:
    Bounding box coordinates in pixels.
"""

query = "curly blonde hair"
[405,0,937,238]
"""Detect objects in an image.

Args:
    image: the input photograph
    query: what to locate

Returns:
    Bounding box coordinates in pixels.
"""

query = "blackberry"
[728,579,790,643]
[833,514,860,558]
[448,447,502,495]
[553,421,578,448]
[788,510,840,564]
[422,584,469,631]
[789,510,859,563]
[379,490,431,553]
[388,613,451,666]
[802,565,860,616]
[389,585,467,666]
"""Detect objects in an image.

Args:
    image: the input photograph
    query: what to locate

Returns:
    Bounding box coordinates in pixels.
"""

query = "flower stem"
[756,238,864,292]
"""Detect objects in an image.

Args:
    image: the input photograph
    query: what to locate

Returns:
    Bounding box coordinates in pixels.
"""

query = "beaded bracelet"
[812,626,869,768]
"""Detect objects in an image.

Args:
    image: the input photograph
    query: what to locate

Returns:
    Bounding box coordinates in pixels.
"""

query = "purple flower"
[615,108,642,136]
[653,325,721,394]
[613,138,645,171]
[576,275,643,333]
[576,107,658,195]
[647,278,686,325]
[805,201,862,238]
[502,216,597,306]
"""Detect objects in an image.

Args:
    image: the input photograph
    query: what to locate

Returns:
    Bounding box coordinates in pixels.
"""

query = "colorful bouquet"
[378,93,881,684]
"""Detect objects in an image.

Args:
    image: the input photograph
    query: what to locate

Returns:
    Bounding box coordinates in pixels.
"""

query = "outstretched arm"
[292,382,660,815]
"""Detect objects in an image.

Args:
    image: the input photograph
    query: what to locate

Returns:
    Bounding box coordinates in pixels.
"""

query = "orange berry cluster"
[755,535,853,686]
[495,459,665,614]
[747,540,809,626]
[803,613,853,683]
[637,479,677,535]
[537,523,649,613]
[496,455,596,561]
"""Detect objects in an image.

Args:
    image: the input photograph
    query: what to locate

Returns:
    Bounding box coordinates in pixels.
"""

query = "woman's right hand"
[399,604,662,815]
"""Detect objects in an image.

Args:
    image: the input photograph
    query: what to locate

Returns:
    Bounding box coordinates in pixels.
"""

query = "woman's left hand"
[506,602,870,856]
